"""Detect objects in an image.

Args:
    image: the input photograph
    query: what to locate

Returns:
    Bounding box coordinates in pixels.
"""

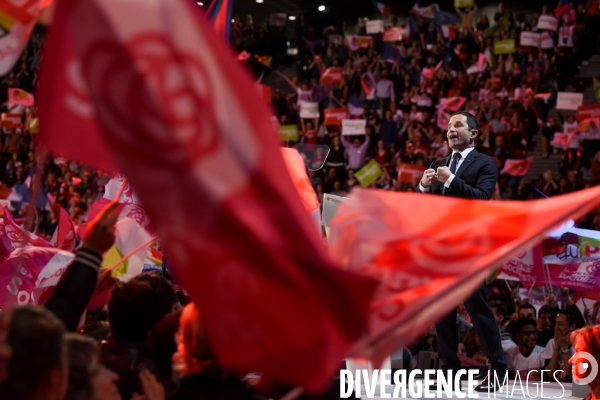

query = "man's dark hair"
[538,305,553,317]
[515,317,538,334]
[557,309,583,329]
[0,306,66,400]
[451,111,479,131]
[519,303,537,318]
[488,300,508,319]
[108,274,177,343]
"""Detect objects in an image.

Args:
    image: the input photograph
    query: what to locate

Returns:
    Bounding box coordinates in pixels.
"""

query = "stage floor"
[355,380,576,399]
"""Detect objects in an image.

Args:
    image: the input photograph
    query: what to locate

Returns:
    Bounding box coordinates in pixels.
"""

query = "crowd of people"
[1,1,600,399]
[266,2,600,207]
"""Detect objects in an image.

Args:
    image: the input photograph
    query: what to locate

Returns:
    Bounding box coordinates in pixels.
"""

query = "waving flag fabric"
[38,0,377,391]
[8,88,35,106]
[329,186,600,366]
[3,206,51,248]
[0,0,46,76]
[51,206,77,252]
[500,157,534,176]
[0,246,74,309]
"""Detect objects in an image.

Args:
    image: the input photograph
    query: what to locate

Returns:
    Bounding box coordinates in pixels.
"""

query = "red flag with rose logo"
[37,0,377,391]
[329,186,600,365]
[500,157,534,176]
[3,207,52,249]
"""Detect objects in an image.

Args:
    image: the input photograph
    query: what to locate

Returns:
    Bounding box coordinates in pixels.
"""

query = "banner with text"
[557,92,584,110]
[366,20,385,34]
[299,101,320,119]
[324,108,348,126]
[355,159,383,187]
[398,164,426,183]
[494,39,515,54]
[279,125,299,141]
[342,119,367,135]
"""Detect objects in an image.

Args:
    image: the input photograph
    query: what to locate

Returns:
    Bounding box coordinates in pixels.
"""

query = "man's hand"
[83,200,119,255]
[436,166,452,183]
[420,168,438,188]
[546,293,558,308]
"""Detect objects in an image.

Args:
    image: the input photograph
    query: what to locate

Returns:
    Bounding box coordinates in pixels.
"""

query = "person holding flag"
[417,111,507,392]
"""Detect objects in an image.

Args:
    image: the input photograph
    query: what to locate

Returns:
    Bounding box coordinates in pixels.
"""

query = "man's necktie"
[449,152,461,174]
[443,152,461,195]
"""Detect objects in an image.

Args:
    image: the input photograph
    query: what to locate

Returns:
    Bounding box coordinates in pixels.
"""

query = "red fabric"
[280,148,319,214]
[3,207,51,248]
[38,0,377,391]
[328,186,600,366]
[52,206,76,252]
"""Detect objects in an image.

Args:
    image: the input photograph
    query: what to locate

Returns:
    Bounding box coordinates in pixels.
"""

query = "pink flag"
[438,96,467,112]
[38,0,377,391]
[328,186,600,365]
[8,88,35,106]
[477,53,487,72]
[3,207,52,249]
[51,206,77,252]
[0,246,74,309]
[500,157,534,176]
[501,245,543,287]
[421,60,442,80]
[437,109,450,130]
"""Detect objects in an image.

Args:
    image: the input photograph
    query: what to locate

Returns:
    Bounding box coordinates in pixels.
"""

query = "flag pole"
[108,236,157,272]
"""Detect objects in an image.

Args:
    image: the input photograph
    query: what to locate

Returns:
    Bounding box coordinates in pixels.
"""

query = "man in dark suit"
[418,111,507,391]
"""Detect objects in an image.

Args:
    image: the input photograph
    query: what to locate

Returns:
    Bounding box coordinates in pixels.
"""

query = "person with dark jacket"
[45,200,119,331]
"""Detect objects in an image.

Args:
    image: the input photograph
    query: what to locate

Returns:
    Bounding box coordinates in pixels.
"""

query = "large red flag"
[38,0,377,391]
[329,186,600,366]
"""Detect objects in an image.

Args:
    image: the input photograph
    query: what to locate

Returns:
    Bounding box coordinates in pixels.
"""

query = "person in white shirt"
[376,70,395,111]
[506,318,545,380]
[541,309,579,381]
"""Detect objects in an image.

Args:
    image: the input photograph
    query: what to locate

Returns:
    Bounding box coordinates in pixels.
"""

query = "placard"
[346,35,373,51]
[355,159,383,187]
[556,92,584,110]
[537,15,558,31]
[1,113,22,128]
[520,31,539,47]
[366,20,384,34]
[540,31,554,49]
[578,104,600,121]
[278,125,299,141]
[454,0,474,7]
[320,67,343,85]
[299,101,320,119]
[324,108,348,125]
[493,39,515,54]
[383,27,403,42]
[398,164,426,183]
[342,119,366,135]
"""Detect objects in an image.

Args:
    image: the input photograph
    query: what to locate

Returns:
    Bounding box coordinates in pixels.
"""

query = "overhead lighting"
[289,15,296,20]
[318,5,325,11]
[256,0,264,3]
[197,2,203,5]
